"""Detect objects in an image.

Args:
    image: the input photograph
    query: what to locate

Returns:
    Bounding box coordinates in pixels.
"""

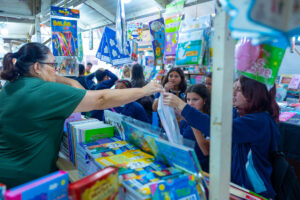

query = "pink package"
[279,112,297,122]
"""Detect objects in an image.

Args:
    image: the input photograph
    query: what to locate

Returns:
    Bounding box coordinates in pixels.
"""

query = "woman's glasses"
[39,62,58,69]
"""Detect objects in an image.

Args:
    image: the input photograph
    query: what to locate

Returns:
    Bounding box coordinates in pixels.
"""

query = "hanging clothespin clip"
[64,0,67,9]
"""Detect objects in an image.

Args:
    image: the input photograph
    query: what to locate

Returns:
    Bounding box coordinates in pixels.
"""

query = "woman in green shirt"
[0,42,162,188]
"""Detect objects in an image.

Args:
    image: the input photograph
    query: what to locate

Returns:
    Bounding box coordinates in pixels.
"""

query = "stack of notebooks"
[76,137,137,178]
[66,119,114,166]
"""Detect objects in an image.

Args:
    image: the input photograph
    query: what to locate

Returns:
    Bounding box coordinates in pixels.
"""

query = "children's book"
[150,175,202,200]
[68,167,119,200]
[5,171,68,200]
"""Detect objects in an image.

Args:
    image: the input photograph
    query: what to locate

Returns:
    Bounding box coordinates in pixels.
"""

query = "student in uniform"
[85,68,118,90]
[152,67,187,112]
[0,42,162,188]
[180,84,211,172]
[106,80,150,123]
[163,76,279,199]
[75,64,89,89]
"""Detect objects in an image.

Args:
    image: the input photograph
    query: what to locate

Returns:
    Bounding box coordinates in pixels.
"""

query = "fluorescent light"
[123,0,131,3]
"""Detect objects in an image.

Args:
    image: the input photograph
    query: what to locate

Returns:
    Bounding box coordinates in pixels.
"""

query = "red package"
[68,167,119,200]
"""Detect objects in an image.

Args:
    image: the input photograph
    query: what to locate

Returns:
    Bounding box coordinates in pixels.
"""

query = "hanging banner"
[149,18,165,66]
[96,27,131,66]
[77,33,83,62]
[127,21,143,41]
[50,6,80,18]
[164,15,181,56]
[51,18,78,56]
[116,0,126,54]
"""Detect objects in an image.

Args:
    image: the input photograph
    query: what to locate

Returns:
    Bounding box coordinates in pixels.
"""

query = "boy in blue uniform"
[163,76,279,199]
[86,68,118,90]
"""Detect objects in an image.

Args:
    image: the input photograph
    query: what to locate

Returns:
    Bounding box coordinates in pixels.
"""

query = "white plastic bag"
[157,93,183,145]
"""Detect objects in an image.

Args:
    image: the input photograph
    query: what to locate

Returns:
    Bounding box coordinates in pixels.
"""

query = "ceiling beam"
[151,0,172,9]
[84,0,115,23]
[0,17,34,24]
[0,12,35,20]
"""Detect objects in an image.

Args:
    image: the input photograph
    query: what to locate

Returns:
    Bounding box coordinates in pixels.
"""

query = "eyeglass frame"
[39,61,58,69]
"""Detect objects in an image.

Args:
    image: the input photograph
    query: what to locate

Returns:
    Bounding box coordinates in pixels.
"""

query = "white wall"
[279,45,300,75]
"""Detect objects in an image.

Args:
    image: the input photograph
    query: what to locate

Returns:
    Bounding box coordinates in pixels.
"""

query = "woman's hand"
[164,82,174,91]
[142,81,163,96]
[163,92,187,111]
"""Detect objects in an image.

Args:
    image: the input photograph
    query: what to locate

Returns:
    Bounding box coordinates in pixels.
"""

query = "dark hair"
[95,69,107,82]
[239,76,279,121]
[87,62,93,66]
[131,64,146,88]
[162,67,187,93]
[117,79,132,88]
[206,72,212,78]
[1,42,50,81]
[185,84,211,115]
[78,64,85,76]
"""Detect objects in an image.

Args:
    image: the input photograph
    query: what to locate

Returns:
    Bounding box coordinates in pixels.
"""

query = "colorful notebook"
[5,171,68,200]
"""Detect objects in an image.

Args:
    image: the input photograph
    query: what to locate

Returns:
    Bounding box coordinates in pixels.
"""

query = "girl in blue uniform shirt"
[180,84,211,172]
[163,76,279,199]
[152,67,187,112]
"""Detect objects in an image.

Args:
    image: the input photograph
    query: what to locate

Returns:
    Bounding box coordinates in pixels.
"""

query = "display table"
[56,157,79,182]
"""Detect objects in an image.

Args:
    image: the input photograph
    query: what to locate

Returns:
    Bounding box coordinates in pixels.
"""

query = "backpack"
[271,151,300,200]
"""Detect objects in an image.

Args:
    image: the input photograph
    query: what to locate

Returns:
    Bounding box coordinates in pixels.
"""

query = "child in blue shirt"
[163,76,279,199]
[86,69,118,90]
[94,80,150,123]
[180,84,211,172]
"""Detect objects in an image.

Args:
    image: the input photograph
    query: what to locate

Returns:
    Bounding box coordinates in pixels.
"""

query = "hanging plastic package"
[149,18,165,66]
[219,0,300,45]
[157,93,183,145]
[175,16,211,66]
[116,0,126,54]
[96,27,131,65]
[235,38,287,88]
[77,33,83,62]
[164,0,185,59]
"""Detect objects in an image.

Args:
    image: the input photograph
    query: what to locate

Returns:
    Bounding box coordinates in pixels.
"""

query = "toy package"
[5,171,68,200]
[235,38,286,88]
[175,16,211,66]
[68,167,119,200]
[149,18,165,66]
[220,0,300,45]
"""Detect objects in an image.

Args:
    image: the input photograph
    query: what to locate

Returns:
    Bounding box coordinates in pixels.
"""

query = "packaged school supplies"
[149,18,165,66]
[68,167,119,200]
[96,27,131,66]
[235,38,286,88]
[175,16,211,66]
[220,0,300,45]
[5,171,68,200]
